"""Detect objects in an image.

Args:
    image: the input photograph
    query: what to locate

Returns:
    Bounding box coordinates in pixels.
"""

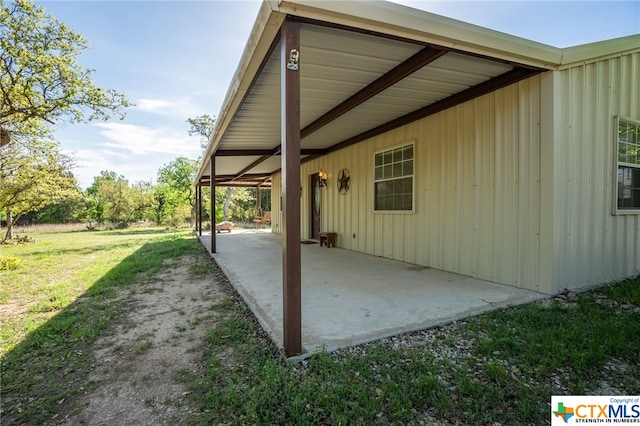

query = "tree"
[85,171,140,226]
[155,157,198,226]
[0,0,130,240]
[1,0,130,143]
[85,171,154,227]
[31,195,86,224]
[0,143,81,241]
[130,180,155,222]
[187,114,245,224]
[187,114,216,150]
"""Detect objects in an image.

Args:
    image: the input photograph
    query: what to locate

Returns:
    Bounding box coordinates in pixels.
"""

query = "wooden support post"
[194,183,199,234]
[210,155,216,254]
[198,183,203,237]
[256,186,261,215]
[281,18,302,357]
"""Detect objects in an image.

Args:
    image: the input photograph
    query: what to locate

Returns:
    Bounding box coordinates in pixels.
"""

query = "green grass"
[180,276,640,425]
[0,226,201,424]
[2,226,639,425]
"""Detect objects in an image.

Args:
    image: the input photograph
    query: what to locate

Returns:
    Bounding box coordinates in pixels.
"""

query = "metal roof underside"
[199,20,543,188]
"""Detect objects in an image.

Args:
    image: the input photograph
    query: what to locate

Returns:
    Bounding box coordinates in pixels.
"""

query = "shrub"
[0,256,22,270]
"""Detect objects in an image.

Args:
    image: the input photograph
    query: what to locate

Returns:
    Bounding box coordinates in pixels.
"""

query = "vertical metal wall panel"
[273,55,639,292]
[274,75,543,291]
[272,174,282,235]
[554,51,640,288]
[474,95,496,281]
[517,78,542,289]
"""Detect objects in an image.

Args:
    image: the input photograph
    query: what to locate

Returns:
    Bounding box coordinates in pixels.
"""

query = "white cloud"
[62,148,124,189]
[94,122,201,156]
[64,147,176,189]
[135,98,176,113]
[134,97,201,118]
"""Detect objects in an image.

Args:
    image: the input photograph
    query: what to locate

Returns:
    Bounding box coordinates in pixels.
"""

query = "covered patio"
[198,231,544,356]
[193,0,557,356]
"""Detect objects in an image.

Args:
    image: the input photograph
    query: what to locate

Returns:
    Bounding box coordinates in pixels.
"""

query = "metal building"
[194,0,640,356]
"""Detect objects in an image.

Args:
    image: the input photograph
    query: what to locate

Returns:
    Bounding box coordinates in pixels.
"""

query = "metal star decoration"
[337,169,350,194]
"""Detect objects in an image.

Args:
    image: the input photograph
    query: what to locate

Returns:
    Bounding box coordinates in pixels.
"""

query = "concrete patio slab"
[198,230,544,355]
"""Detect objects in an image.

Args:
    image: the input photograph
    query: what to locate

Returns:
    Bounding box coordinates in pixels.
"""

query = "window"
[617,118,640,211]
[374,143,414,211]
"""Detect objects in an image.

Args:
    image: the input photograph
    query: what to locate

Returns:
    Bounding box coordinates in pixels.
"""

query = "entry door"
[310,173,321,239]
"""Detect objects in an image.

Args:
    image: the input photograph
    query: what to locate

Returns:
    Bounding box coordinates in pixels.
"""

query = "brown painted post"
[198,183,203,237]
[281,18,302,357]
[256,186,261,215]
[210,154,216,254]
[255,186,261,229]
[194,183,199,235]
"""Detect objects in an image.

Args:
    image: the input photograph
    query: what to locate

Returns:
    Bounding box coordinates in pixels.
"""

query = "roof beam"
[300,46,446,138]
[216,148,325,156]
[228,145,281,181]
[323,67,542,156]
[216,149,274,156]
[221,47,447,179]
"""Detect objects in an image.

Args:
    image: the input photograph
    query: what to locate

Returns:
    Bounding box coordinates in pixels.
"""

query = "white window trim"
[372,140,416,214]
[613,116,640,215]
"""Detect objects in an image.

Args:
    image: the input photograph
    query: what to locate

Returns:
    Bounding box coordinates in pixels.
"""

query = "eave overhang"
[194,0,637,189]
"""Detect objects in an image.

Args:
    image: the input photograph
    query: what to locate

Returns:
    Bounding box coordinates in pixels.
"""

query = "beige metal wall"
[545,51,640,291]
[273,75,544,292]
[272,51,640,294]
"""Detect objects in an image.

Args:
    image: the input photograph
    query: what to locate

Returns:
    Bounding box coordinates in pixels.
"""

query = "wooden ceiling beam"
[323,67,542,156]
[216,148,324,156]
[300,46,446,138]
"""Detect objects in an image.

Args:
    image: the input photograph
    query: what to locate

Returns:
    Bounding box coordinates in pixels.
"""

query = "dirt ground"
[60,254,226,425]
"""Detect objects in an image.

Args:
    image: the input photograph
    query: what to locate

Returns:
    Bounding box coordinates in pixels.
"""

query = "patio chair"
[254,211,271,228]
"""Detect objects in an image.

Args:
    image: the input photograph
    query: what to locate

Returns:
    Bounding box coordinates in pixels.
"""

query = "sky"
[36,0,640,189]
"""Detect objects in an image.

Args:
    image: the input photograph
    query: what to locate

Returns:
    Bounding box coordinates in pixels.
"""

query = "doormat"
[301,240,317,244]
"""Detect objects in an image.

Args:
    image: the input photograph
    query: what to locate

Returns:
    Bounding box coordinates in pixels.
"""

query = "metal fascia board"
[276,0,562,68]
[196,1,285,182]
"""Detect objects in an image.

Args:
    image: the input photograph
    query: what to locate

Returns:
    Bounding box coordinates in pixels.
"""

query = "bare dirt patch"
[60,254,226,425]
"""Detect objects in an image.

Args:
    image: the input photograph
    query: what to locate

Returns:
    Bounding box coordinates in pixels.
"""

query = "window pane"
[381,196,390,210]
[403,160,413,176]
[619,142,629,163]
[619,122,630,143]
[403,177,412,194]
[374,144,415,211]
[393,163,402,177]
[403,145,413,160]
[618,166,640,209]
[393,148,403,162]
[392,195,402,209]
[403,194,412,210]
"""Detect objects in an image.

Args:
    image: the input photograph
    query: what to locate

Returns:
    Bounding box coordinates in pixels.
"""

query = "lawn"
[183,275,640,425]
[0,226,200,424]
[1,226,639,425]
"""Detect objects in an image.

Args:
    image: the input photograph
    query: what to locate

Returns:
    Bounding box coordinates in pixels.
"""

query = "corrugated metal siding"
[554,51,640,289]
[272,51,640,293]
[273,75,544,291]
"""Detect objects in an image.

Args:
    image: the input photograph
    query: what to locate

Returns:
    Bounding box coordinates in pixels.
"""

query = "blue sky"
[37,0,640,188]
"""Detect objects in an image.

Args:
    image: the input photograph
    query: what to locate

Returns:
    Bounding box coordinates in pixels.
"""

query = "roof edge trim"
[275,0,562,69]
[559,34,640,69]
[196,1,286,181]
